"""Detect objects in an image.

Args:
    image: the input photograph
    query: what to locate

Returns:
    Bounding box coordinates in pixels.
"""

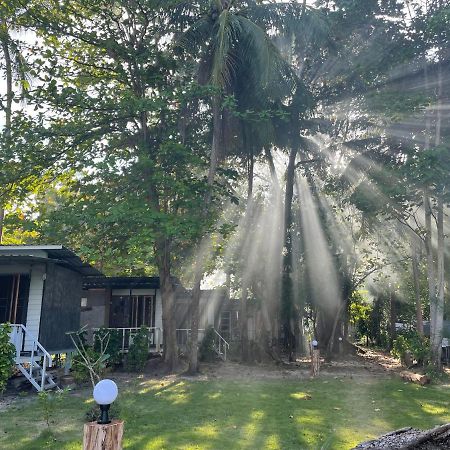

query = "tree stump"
[311,349,320,377]
[83,420,124,450]
[399,371,430,386]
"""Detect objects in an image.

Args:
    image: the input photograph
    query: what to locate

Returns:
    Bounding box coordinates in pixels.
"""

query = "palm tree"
[0,8,29,243]
[176,0,300,372]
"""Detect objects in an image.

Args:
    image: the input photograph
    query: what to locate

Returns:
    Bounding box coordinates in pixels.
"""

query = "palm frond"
[210,10,242,87]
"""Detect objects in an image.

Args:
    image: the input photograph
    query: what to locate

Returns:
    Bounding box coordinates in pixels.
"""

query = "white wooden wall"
[25,265,46,349]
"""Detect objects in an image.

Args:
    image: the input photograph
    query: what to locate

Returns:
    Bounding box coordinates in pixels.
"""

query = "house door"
[0,274,30,324]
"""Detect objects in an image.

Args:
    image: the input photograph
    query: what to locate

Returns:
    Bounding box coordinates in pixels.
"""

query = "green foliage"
[199,326,217,362]
[37,389,68,429]
[93,328,122,366]
[349,294,372,341]
[0,323,15,393]
[127,327,149,372]
[392,331,429,366]
[424,364,448,383]
[71,347,106,384]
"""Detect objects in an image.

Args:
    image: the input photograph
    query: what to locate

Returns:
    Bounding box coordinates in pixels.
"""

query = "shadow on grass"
[1,377,450,450]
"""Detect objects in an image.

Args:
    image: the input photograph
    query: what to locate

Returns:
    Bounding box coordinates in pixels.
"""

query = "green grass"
[1,376,450,449]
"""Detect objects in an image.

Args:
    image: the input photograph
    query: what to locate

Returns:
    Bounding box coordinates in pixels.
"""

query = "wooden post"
[83,420,124,450]
[311,349,320,377]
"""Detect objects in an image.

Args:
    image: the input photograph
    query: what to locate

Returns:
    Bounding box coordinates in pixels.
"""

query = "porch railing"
[92,327,162,353]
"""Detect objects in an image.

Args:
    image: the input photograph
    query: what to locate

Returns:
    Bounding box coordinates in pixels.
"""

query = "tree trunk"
[187,95,223,372]
[430,61,444,368]
[281,146,297,361]
[433,193,444,368]
[0,26,13,244]
[424,190,437,349]
[187,273,201,374]
[157,238,178,371]
[239,149,254,363]
[411,236,424,335]
[389,290,396,350]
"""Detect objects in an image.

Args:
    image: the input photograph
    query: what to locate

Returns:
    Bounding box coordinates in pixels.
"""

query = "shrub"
[0,323,15,393]
[127,327,149,372]
[94,328,122,366]
[199,326,217,362]
[392,331,429,366]
[72,347,107,384]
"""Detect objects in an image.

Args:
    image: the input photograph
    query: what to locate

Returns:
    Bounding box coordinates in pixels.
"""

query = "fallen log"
[353,423,450,449]
[401,422,450,449]
[399,371,430,386]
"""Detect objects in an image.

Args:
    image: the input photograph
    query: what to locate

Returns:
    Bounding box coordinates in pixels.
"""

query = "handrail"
[213,328,230,360]
[10,324,52,366]
[10,324,53,391]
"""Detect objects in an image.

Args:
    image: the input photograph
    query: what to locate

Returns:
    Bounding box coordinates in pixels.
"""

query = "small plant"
[94,328,122,366]
[127,326,149,372]
[199,326,217,362]
[38,389,67,429]
[425,364,448,382]
[0,323,15,393]
[68,326,110,387]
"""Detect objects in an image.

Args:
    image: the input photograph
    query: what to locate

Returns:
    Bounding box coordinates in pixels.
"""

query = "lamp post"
[94,379,118,424]
[83,379,123,450]
[311,339,320,377]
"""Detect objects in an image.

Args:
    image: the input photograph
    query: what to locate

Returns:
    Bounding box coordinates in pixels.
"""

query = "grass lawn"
[1,376,450,449]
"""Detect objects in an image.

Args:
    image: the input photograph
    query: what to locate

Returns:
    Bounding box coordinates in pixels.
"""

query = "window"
[81,297,88,308]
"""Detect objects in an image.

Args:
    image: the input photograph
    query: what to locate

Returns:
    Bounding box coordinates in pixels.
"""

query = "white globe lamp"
[93,379,118,424]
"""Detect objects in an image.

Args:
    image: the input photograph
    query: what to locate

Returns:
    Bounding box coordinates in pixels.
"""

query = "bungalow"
[0,245,102,390]
[0,244,238,390]
[81,277,237,354]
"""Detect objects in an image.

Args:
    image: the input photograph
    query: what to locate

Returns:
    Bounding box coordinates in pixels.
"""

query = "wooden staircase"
[10,324,58,391]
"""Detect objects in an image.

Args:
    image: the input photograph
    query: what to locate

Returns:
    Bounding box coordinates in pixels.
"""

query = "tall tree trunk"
[430,62,444,367]
[0,26,12,244]
[434,194,445,367]
[187,95,223,373]
[389,289,396,350]
[156,238,178,371]
[240,149,254,363]
[411,236,424,336]
[281,146,297,361]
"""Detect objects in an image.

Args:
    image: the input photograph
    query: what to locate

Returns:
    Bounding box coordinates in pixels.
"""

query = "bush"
[199,326,217,362]
[72,347,106,384]
[127,327,149,372]
[94,328,122,366]
[392,331,429,366]
[0,323,15,393]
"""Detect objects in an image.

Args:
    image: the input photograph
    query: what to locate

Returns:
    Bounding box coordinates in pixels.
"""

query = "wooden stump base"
[311,349,320,377]
[83,420,124,450]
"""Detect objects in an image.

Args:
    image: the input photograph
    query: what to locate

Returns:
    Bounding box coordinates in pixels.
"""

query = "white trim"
[25,265,46,351]
[0,245,63,251]
[112,288,156,296]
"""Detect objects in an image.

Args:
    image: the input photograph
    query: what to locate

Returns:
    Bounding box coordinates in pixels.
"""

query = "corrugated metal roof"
[0,245,103,276]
